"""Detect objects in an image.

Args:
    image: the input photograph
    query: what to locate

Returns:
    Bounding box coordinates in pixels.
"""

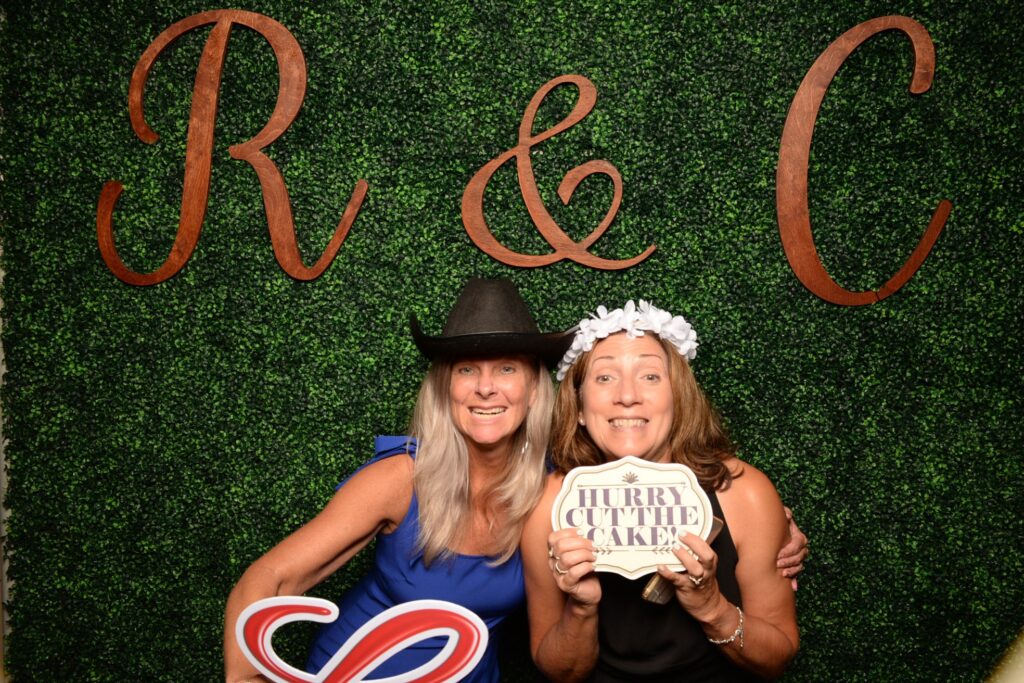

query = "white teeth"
[610,418,646,428]
[471,408,506,416]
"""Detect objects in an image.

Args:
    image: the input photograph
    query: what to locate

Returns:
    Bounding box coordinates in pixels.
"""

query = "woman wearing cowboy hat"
[223,278,572,682]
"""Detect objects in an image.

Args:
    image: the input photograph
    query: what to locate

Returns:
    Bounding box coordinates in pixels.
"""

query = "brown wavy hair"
[550,335,736,491]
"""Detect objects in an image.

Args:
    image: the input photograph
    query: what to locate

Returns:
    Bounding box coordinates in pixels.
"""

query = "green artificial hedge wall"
[1,0,1021,680]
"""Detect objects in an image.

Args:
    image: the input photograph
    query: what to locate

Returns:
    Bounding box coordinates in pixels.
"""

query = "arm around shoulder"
[224,454,414,682]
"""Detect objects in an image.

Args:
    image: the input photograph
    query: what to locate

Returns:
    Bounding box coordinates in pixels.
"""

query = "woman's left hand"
[656,532,723,621]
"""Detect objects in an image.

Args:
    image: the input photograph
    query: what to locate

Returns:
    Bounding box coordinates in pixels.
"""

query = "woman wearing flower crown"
[523,301,800,681]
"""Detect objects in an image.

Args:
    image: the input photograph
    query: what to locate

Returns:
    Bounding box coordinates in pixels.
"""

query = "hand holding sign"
[236,597,488,683]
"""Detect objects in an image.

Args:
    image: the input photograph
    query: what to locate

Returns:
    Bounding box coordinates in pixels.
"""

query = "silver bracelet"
[707,604,744,649]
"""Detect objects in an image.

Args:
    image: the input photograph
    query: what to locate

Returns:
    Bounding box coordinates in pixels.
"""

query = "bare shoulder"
[521,473,566,578]
[716,458,786,544]
[721,457,783,507]
[543,471,566,498]
[252,452,416,587]
[718,457,787,548]
[540,472,568,512]
[524,472,565,532]
[347,452,415,492]
[361,452,416,481]
[328,453,415,528]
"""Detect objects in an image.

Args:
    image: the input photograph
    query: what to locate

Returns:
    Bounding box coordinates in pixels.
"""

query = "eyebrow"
[592,354,665,362]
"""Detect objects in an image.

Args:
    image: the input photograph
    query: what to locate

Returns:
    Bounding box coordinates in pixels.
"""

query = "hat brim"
[410,315,573,369]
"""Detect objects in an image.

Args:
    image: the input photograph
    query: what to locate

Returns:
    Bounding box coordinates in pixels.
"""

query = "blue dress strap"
[336,435,418,489]
[373,435,418,459]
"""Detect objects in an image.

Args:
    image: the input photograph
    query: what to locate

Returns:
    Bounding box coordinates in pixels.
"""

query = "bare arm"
[223,455,414,682]
[657,460,798,678]
[522,474,602,682]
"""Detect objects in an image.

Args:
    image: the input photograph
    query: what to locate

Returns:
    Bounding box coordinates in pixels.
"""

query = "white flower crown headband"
[556,300,698,381]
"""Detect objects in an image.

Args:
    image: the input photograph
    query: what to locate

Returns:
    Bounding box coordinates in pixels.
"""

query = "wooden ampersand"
[462,74,656,269]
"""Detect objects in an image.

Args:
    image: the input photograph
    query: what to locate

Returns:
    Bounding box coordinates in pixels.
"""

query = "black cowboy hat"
[410,278,573,368]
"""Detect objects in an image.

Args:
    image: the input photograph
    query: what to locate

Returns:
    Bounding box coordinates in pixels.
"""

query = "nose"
[616,375,638,406]
[475,368,496,397]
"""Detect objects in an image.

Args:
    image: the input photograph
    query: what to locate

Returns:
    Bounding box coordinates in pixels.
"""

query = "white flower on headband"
[556,300,698,380]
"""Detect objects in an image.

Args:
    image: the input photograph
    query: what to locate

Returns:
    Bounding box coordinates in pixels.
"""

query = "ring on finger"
[688,573,705,587]
[554,560,569,575]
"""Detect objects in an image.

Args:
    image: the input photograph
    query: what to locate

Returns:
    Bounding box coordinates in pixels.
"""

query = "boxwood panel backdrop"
[0,0,1020,680]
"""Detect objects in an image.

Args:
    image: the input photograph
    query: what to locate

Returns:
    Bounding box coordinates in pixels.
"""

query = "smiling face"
[449,355,538,456]
[579,333,675,463]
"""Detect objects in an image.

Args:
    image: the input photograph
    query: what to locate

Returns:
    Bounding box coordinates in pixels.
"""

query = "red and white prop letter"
[236,597,488,683]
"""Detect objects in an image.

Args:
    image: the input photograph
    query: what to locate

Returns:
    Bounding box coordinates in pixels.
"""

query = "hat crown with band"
[440,278,540,336]
[410,278,572,367]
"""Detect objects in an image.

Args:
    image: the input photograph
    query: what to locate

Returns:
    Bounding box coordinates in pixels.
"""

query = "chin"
[466,430,514,449]
[608,448,662,463]
[610,444,651,458]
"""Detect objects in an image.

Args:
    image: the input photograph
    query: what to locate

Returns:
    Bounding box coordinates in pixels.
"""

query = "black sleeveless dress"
[589,489,762,682]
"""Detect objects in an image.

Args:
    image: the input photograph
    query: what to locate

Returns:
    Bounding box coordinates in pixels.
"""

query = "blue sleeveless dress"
[305,436,525,682]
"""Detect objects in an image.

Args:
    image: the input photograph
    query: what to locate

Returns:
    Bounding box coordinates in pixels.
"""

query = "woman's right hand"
[524,475,601,682]
[547,528,601,606]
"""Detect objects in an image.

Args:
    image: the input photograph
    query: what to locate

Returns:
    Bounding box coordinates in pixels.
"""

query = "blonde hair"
[550,336,735,490]
[410,358,554,565]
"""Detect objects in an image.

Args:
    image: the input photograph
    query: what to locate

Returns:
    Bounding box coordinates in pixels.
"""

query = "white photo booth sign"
[551,456,714,579]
